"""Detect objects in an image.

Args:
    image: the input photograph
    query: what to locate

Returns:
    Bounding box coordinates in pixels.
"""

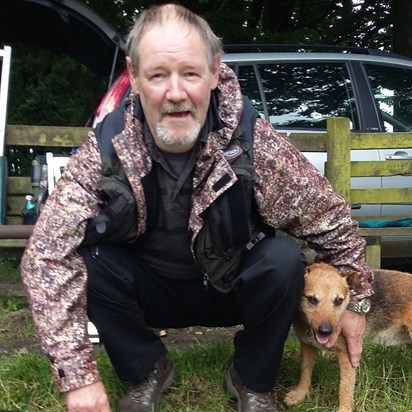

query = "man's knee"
[259,236,305,263]
[244,236,305,286]
[233,237,305,306]
[233,237,305,325]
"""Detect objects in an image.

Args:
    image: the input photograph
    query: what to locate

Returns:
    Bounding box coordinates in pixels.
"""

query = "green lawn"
[1,336,412,411]
[1,258,412,411]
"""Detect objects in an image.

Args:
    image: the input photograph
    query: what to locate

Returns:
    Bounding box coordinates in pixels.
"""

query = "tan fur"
[284,262,412,412]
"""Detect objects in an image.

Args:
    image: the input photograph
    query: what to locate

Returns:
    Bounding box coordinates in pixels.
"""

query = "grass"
[0,342,234,412]
[0,257,22,283]
[1,336,412,411]
[1,259,412,411]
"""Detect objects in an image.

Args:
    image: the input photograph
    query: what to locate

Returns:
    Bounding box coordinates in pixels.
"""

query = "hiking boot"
[118,355,176,412]
[224,365,278,412]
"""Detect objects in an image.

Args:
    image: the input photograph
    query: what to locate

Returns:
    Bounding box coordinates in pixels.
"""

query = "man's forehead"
[138,20,206,59]
[142,18,194,40]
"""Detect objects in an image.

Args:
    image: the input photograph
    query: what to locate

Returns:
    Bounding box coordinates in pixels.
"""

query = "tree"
[8,46,105,127]
[392,0,412,57]
[7,0,412,130]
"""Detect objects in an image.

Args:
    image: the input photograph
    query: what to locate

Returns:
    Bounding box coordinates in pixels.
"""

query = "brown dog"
[284,262,412,412]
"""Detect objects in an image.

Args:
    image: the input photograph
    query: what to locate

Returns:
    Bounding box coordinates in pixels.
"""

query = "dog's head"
[300,263,357,345]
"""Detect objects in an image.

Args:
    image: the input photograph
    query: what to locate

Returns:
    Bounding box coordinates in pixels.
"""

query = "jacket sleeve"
[20,131,105,392]
[252,118,374,300]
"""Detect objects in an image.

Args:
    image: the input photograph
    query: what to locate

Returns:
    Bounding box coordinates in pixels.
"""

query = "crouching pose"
[21,3,373,412]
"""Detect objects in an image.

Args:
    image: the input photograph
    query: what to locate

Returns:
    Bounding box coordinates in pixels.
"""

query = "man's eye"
[151,73,165,80]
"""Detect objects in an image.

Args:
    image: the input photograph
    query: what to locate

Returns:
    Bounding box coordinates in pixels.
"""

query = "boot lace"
[129,368,159,405]
[245,390,276,411]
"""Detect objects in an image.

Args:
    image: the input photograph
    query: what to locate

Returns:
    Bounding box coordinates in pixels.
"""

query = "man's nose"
[166,74,187,101]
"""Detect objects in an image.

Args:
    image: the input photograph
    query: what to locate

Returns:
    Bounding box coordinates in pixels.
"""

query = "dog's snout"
[317,324,333,336]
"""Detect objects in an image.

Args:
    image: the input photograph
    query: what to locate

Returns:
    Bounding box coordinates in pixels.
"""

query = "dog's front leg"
[334,341,356,412]
[284,341,317,406]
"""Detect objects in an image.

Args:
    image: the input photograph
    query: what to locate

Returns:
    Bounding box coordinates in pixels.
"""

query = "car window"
[237,62,358,131]
[366,64,412,132]
[232,64,264,115]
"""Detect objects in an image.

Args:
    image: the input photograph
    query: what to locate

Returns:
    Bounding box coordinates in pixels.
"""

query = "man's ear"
[210,53,221,90]
[126,56,139,95]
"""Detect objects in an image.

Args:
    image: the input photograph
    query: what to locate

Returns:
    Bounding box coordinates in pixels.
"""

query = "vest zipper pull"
[91,245,99,259]
[203,272,209,290]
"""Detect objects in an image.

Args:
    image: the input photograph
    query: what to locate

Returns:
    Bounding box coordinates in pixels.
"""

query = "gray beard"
[155,122,201,150]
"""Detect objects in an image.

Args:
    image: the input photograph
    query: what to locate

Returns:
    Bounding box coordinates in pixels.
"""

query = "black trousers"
[80,237,305,393]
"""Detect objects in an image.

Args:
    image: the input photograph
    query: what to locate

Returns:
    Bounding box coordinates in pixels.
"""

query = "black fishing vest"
[83,96,274,292]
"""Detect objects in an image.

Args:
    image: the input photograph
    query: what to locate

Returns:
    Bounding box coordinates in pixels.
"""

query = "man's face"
[127,20,220,153]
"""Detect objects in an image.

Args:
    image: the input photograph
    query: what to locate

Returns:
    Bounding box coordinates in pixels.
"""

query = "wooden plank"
[7,196,26,216]
[0,239,27,248]
[354,215,412,222]
[5,125,90,147]
[351,160,412,177]
[7,176,31,194]
[350,132,412,150]
[364,243,382,269]
[359,227,412,236]
[351,188,412,204]
[6,216,24,225]
[0,224,34,239]
[289,133,327,152]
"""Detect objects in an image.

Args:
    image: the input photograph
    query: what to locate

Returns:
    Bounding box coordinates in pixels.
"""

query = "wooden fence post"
[325,117,351,201]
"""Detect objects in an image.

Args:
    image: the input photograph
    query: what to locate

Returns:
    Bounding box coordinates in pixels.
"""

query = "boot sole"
[223,370,242,412]
[154,364,176,411]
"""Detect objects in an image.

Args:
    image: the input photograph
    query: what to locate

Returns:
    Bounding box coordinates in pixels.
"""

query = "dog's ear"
[304,264,314,278]
[343,271,363,293]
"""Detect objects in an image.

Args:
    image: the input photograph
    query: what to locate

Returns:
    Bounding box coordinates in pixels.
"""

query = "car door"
[365,63,412,216]
[231,58,381,217]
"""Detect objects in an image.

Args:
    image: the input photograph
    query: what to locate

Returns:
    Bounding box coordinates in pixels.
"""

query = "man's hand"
[65,381,110,412]
[324,310,366,368]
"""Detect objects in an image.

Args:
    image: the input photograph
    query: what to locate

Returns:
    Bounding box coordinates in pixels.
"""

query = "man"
[21,3,373,412]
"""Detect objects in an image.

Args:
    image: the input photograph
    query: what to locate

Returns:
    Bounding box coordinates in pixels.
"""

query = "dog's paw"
[284,387,308,406]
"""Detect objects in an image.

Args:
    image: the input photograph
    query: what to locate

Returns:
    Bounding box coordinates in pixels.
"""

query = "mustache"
[160,102,196,116]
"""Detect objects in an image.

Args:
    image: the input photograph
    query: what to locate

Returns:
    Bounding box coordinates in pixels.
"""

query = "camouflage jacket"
[20,63,374,393]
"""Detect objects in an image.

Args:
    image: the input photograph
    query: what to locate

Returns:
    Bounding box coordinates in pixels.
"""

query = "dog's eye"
[334,297,344,306]
[306,295,318,305]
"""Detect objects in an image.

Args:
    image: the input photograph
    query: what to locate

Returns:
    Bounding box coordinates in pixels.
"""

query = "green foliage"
[84,0,138,32]
[80,1,396,49]
[8,45,106,127]
[6,45,106,175]
[0,297,26,314]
